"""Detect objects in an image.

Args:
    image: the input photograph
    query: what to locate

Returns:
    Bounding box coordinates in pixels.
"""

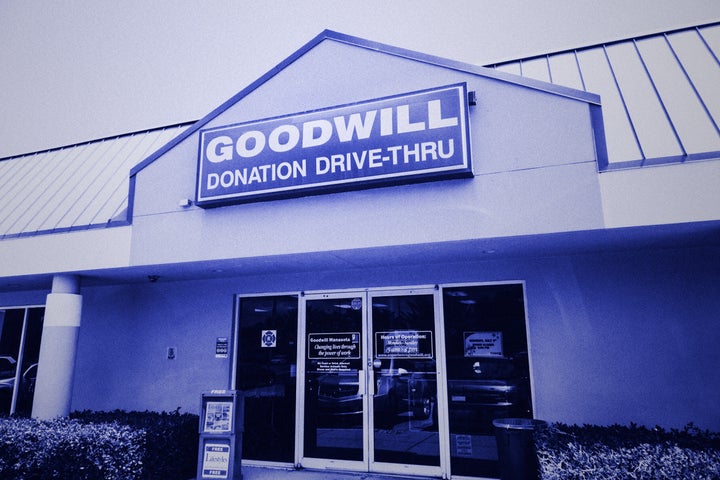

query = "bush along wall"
[0,416,145,480]
[71,409,200,480]
[0,410,199,480]
[536,423,720,480]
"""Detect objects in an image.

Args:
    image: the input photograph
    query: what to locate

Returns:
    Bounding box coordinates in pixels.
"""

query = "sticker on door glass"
[375,330,433,359]
[261,329,277,348]
[464,331,503,357]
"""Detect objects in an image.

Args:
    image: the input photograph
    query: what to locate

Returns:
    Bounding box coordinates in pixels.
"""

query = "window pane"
[0,309,24,415]
[14,308,44,416]
[371,294,440,466]
[237,295,298,462]
[443,284,531,478]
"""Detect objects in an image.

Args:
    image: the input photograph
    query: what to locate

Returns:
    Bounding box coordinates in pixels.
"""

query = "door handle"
[358,370,366,396]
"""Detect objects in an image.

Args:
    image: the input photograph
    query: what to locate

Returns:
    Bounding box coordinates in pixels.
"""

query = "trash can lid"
[492,418,548,430]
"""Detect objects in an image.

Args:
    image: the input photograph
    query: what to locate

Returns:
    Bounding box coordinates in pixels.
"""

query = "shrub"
[71,409,199,480]
[536,422,720,479]
[0,416,144,480]
[0,410,199,480]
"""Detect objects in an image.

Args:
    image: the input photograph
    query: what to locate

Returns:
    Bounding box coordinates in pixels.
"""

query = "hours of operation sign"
[375,330,433,359]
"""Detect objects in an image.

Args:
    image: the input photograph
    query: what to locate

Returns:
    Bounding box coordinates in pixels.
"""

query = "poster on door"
[464,331,503,357]
[375,330,433,359]
[307,332,361,372]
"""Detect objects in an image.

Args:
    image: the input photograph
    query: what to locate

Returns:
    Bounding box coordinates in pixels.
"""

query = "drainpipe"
[31,274,82,419]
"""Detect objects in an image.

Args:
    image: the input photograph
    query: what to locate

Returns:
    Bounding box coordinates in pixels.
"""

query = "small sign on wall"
[215,337,229,358]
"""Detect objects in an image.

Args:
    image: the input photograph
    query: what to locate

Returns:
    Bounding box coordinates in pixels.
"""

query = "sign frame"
[195,83,472,206]
[375,329,434,359]
[307,331,361,360]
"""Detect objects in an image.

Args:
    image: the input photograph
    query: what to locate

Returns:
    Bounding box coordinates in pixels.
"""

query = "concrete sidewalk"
[239,465,439,479]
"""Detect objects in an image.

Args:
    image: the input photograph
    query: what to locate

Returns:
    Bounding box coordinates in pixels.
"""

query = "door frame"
[296,287,446,478]
[296,290,369,472]
[367,286,445,478]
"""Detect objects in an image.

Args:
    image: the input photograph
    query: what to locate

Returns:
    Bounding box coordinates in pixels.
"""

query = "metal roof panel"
[2,24,718,240]
[0,124,190,238]
[490,21,720,169]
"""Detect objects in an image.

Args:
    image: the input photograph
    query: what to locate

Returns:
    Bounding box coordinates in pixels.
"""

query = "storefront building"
[1,24,719,479]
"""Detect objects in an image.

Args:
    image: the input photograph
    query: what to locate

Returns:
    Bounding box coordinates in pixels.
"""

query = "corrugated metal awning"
[0,124,191,239]
[487,22,720,170]
[2,22,718,240]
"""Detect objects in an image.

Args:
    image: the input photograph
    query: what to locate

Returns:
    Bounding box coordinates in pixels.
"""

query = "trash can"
[493,418,547,480]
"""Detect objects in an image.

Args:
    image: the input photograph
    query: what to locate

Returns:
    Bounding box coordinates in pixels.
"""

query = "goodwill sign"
[196,83,472,205]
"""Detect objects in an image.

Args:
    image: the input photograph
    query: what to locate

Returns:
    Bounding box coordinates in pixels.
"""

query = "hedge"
[71,409,199,480]
[536,422,720,480]
[5,412,719,480]
[0,410,199,480]
[0,416,144,480]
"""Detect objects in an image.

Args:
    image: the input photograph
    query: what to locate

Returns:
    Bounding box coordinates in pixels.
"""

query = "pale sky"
[1,0,719,158]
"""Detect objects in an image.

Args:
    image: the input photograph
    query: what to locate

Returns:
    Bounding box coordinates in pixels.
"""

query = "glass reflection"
[371,294,440,467]
[304,297,364,462]
[237,295,298,463]
[443,284,531,478]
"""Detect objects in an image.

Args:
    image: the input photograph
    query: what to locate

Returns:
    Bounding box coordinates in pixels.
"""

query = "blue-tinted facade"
[1,26,718,479]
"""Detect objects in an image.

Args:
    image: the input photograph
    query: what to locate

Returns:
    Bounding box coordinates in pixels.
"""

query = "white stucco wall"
[71,245,720,431]
[129,38,603,267]
[600,160,720,228]
[0,227,131,277]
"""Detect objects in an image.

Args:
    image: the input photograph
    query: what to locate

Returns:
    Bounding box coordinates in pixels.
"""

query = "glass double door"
[300,289,442,477]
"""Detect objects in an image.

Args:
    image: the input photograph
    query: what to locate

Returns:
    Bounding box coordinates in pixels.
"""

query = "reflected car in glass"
[0,356,18,393]
[0,358,38,413]
[446,354,531,433]
[20,363,38,399]
[315,361,436,427]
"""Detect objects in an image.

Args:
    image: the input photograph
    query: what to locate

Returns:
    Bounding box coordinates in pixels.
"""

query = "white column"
[32,274,82,419]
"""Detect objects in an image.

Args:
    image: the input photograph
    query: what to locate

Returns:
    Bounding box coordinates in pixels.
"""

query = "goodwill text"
[196,84,470,203]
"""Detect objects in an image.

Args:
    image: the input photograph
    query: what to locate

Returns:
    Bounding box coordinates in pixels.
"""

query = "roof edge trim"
[0,121,196,163]
[0,218,131,241]
[489,20,720,67]
[129,29,599,178]
[325,30,601,105]
[129,29,333,177]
